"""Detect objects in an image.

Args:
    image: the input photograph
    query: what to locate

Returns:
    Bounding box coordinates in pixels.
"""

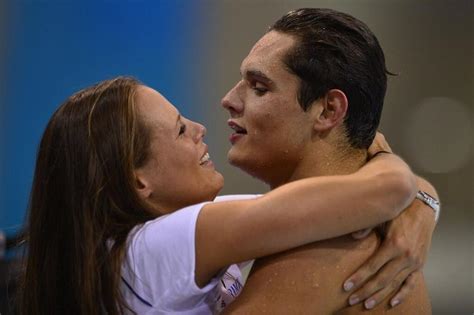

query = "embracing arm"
[194,153,416,286]
[341,175,439,310]
[219,176,437,315]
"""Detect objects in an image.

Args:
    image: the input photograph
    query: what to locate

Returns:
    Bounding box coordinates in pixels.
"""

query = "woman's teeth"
[200,153,210,165]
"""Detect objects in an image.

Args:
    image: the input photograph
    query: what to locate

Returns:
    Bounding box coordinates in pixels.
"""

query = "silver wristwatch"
[416,191,440,222]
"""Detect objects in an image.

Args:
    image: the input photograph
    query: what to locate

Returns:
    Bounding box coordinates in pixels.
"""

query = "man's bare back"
[224,232,431,314]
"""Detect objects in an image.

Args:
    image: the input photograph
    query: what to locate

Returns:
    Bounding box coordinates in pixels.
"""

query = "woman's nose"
[193,122,206,143]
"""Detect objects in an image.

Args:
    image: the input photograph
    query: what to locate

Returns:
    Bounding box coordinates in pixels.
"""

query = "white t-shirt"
[121,195,259,314]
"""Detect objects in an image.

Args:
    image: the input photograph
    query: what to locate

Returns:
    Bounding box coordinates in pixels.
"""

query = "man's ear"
[134,169,152,200]
[313,89,348,132]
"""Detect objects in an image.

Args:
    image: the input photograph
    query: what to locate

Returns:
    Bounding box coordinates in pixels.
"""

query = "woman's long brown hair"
[18,77,155,314]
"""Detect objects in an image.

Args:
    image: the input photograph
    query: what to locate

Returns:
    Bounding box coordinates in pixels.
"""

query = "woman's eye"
[179,124,186,135]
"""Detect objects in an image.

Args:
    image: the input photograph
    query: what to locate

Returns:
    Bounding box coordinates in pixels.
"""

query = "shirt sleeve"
[124,202,219,311]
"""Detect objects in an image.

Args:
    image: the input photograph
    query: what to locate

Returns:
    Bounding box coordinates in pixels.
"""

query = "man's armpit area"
[224,233,381,314]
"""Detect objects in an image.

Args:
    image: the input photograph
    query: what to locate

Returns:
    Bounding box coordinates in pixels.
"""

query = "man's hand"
[343,177,438,309]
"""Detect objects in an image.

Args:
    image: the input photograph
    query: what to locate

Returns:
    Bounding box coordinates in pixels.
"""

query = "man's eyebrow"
[243,69,274,85]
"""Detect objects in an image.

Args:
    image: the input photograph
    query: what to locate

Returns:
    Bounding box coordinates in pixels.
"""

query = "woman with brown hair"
[18,77,416,314]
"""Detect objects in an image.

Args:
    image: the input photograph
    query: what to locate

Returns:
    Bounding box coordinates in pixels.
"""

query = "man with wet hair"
[221,8,438,314]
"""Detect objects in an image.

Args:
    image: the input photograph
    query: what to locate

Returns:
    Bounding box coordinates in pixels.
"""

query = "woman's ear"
[134,169,152,200]
[313,89,348,132]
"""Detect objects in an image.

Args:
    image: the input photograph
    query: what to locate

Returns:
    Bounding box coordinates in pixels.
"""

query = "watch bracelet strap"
[416,191,440,222]
[369,150,392,160]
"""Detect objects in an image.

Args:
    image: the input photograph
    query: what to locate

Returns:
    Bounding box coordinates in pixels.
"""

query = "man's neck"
[270,141,368,189]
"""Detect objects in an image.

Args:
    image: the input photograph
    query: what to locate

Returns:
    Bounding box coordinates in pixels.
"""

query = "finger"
[360,268,415,309]
[390,272,419,308]
[347,257,410,306]
[381,135,393,153]
[352,228,373,240]
[343,244,397,293]
[368,132,391,156]
[375,132,392,154]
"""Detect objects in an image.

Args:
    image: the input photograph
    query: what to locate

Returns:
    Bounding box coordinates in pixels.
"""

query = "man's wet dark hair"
[270,8,393,148]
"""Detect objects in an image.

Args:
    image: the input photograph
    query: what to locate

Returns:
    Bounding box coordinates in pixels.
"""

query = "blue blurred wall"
[0,0,201,237]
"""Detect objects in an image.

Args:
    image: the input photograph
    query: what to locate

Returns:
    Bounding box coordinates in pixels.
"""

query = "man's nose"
[221,83,244,115]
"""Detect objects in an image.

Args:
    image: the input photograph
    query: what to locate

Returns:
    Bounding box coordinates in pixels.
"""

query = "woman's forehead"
[135,86,180,129]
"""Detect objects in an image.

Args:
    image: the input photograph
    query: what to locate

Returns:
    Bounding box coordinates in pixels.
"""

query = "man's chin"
[227,147,246,167]
[227,150,259,177]
[226,150,240,168]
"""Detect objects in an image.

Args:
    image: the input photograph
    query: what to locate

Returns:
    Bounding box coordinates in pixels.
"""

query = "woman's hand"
[344,174,438,308]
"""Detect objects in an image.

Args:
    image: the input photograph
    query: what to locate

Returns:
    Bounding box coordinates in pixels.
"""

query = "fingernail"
[391,299,400,307]
[365,299,375,309]
[349,296,359,305]
[344,281,354,291]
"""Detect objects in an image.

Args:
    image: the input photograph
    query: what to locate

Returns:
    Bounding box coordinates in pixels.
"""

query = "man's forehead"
[240,31,296,74]
[250,31,295,54]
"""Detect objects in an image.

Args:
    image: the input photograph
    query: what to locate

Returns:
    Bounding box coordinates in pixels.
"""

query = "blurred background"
[0,0,472,314]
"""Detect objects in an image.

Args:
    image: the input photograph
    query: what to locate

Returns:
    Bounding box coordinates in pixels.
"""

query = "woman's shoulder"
[121,202,212,306]
[130,201,210,246]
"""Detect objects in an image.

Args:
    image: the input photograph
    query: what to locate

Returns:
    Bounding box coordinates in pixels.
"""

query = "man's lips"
[227,120,247,134]
[228,120,247,144]
[229,133,245,144]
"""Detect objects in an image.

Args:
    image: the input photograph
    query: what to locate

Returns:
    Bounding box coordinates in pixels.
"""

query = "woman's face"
[134,86,224,214]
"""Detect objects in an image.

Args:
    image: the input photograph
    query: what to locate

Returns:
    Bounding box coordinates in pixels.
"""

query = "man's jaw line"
[227,137,368,189]
[225,117,367,185]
